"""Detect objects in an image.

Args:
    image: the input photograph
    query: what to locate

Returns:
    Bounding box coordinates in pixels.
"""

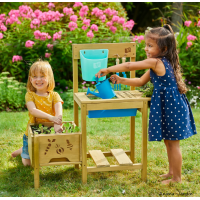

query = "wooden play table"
[72,42,151,184]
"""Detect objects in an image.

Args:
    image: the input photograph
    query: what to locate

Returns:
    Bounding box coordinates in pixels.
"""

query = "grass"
[0,108,199,197]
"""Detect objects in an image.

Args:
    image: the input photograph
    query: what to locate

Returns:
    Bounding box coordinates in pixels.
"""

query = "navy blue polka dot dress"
[149,57,197,141]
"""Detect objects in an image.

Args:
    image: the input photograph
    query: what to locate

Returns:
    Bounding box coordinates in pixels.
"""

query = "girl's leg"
[162,140,182,184]
[22,158,31,166]
[159,140,173,178]
[11,147,22,158]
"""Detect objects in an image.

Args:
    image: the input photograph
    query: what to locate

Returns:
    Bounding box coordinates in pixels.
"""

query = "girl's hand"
[54,123,63,134]
[49,115,62,125]
[110,74,122,84]
[95,68,109,78]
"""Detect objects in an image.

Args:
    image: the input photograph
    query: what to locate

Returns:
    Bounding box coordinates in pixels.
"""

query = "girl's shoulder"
[25,91,35,97]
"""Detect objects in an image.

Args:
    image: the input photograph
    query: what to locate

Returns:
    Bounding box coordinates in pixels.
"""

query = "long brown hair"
[145,24,187,94]
[27,60,55,92]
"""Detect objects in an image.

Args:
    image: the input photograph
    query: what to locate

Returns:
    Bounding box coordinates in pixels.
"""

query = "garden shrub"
[0,72,26,111]
[0,2,133,91]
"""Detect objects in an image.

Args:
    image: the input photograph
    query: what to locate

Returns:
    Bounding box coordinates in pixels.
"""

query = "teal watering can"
[87,77,116,99]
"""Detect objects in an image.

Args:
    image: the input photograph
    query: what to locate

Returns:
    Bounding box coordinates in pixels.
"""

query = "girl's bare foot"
[161,178,181,185]
[159,173,173,179]
[11,147,22,158]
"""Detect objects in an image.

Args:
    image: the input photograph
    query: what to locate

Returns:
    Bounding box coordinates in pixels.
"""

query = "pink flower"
[99,15,106,23]
[188,81,191,84]
[104,8,112,16]
[25,40,35,48]
[184,21,192,27]
[19,5,33,19]
[53,31,62,41]
[91,7,103,17]
[68,21,78,31]
[6,15,21,25]
[87,30,94,39]
[132,35,138,42]
[45,53,51,58]
[83,18,90,26]
[34,30,51,40]
[138,35,144,43]
[106,21,113,27]
[73,2,83,7]
[0,14,6,23]
[40,32,51,40]
[90,24,98,32]
[118,17,125,25]
[91,81,95,84]
[79,5,89,18]
[0,33,3,39]
[123,20,135,31]
[112,15,119,22]
[30,18,40,29]
[82,25,87,31]
[34,30,42,39]
[63,7,74,16]
[82,81,86,85]
[187,42,193,47]
[48,2,55,10]
[47,43,53,50]
[0,24,7,32]
[111,9,118,16]
[9,9,20,18]
[80,5,89,13]
[187,34,197,41]
[12,55,23,62]
[70,15,78,22]
[197,21,200,27]
[197,86,200,89]
[110,26,117,33]
[69,40,72,43]
[33,9,43,18]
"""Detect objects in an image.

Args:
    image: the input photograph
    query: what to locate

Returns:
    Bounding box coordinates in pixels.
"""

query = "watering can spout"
[87,88,101,98]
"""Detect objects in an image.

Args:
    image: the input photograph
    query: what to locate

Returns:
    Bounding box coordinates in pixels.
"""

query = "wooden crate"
[28,121,82,188]
[28,121,81,167]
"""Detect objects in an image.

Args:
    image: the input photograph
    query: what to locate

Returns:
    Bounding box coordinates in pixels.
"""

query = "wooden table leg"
[34,136,39,189]
[74,100,79,169]
[81,104,87,184]
[130,116,135,163]
[141,101,148,182]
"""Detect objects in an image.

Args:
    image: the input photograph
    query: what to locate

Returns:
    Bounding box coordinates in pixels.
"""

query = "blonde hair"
[27,60,55,92]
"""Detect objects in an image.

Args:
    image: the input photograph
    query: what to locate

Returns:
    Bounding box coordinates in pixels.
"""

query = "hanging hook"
[114,54,120,58]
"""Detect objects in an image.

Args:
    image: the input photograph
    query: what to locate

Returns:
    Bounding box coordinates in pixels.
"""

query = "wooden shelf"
[111,149,133,166]
[89,150,110,168]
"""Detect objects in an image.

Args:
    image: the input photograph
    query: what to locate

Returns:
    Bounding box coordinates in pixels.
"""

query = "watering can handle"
[95,76,99,84]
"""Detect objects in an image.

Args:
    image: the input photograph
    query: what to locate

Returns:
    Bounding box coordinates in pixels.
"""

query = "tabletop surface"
[74,90,151,104]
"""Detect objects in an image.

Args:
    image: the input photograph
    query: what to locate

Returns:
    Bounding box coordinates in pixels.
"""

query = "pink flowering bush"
[175,13,200,87]
[0,2,134,90]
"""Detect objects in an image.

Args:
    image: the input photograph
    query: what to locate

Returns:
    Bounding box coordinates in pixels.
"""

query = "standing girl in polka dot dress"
[12,60,64,166]
[96,24,197,184]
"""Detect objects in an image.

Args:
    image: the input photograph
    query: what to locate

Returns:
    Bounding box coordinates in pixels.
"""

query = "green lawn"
[0,108,199,197]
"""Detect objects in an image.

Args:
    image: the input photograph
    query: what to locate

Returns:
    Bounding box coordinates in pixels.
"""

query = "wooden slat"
[111,149,133,166]
[89,150,110,168]
[72,43,136,59]
[87,101,143,111]
[87,163,142,173]
[40,161,81,166]
[74,92,151,104]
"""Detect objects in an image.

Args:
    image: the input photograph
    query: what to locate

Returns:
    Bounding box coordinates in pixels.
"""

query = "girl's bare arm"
[26,101,62,125]
[96,58,157,78]
[111,70,151,87]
